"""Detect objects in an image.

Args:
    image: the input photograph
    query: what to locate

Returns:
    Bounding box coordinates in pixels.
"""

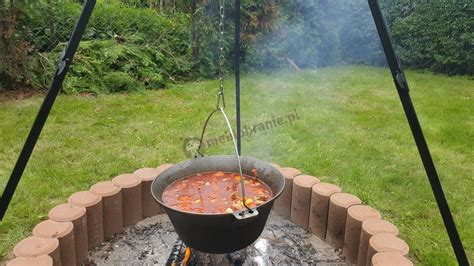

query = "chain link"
[216,0,226,109]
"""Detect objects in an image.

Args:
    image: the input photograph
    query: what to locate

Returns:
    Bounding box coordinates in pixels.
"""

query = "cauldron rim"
[150,155,284,216]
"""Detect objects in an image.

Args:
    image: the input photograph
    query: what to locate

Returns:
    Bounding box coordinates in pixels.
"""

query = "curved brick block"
[291,175,320,228]
[326,192,361,248]
[309,182,342,238]
[112,174,142,227]
[13,236,60,266]
[33,219,75,266]
[68,190,104,249]
[273,167,302,218]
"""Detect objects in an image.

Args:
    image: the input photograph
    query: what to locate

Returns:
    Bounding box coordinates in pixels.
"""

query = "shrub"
[387,0,473,75]
[3,1,192,93]
[103,72,143,93]
[60,39,172,93]
[1,0,472,92]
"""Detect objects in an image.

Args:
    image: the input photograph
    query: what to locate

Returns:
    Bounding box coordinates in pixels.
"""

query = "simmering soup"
[162,171,273,214]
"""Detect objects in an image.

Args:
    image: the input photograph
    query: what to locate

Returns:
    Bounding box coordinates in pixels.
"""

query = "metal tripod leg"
[0,0,97,220]
[368,0,468,264]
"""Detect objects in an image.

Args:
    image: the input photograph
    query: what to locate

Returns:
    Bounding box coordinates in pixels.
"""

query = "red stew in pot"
[162,171,272,214]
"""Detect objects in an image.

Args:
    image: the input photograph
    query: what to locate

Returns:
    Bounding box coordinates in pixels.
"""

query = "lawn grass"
[0,65,472,264]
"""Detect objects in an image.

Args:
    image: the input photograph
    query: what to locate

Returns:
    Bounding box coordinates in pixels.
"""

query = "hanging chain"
[216,0,226,109]
[197,0,252,214]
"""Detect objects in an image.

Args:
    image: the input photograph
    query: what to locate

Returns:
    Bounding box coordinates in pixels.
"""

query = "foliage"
[339,0,386,66]
[31,37,189,94]
[1,1,192,93]
[0,0,472,92]
[0,1,31,89]
[386,0,474,75]
[243,1,326,70]
[193,1,341,73]
[193,0,473,75]
[103,72,143,93]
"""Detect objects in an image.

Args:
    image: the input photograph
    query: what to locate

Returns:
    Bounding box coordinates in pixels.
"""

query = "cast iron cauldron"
[151,155,285,254]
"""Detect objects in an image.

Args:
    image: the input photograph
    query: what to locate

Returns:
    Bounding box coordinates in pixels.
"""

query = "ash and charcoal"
[88,212,347,265]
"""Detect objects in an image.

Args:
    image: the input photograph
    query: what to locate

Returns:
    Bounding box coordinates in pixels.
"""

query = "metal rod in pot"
[218,107,252,213]
[196,107,252,214]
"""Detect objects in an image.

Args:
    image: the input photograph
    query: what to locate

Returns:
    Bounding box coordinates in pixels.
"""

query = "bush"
[43,39,172,94]
[244,1,320,70]
[2,1,192,93]
[387,0,473,75]
[338,0,386,66]
[0,0,472,92]
[103,72,143,93]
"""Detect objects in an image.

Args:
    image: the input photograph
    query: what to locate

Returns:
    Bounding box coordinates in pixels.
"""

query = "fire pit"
[88,212,346,265]
[7,164,412,266]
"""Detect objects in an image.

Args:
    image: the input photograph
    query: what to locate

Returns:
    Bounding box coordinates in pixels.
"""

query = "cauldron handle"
[196,107,256,216]
[233,208,259,222]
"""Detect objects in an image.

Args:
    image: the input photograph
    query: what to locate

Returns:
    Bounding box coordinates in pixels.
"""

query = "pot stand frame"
[368,1,468,264]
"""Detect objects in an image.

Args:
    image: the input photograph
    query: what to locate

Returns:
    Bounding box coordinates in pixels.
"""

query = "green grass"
[0,66,472,264]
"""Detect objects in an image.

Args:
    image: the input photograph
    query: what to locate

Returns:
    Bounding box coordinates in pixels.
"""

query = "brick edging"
[7,163,412,266]
[272,164,412,266]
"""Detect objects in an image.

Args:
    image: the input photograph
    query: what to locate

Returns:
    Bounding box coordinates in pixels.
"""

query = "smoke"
[229,0,388,164]
[195,0,388,164]
[242,0,385,71]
